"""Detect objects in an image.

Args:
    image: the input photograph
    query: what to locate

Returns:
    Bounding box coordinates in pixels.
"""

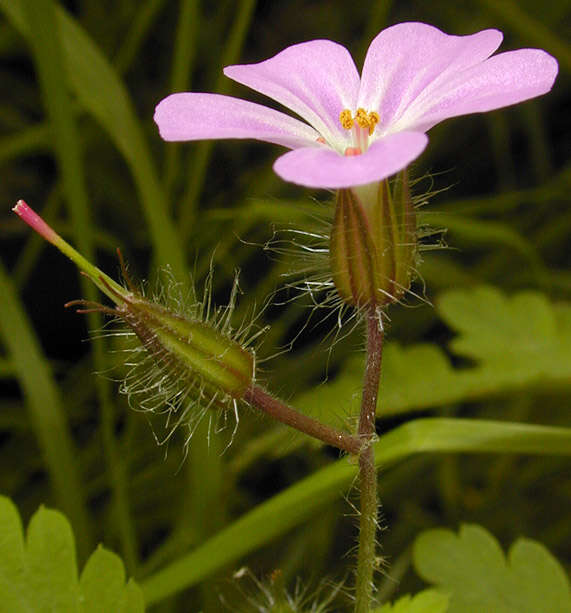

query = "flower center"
[339,108,380,156]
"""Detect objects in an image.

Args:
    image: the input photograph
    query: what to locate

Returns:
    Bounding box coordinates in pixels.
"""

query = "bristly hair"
[222,567,347,612]
[263,170,447,351]
[67,253,267,457]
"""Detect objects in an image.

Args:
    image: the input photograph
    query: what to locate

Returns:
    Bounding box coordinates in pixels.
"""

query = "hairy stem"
[244,385,361,455]
[355,307,384,613]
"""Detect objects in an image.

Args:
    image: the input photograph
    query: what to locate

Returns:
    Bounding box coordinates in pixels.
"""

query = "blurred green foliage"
[0,1,569,611]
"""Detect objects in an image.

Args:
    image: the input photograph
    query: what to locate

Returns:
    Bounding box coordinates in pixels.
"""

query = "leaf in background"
[439,286,571,382]
[413,524,571,613]
[295,286,571,419]
[294,343,470,422]
[79,547,144,613]
[0,496,144,613]
[421,212,544,274]
[373,589,449,613]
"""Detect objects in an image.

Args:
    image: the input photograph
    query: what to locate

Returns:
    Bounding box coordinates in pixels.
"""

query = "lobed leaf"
[438,286,571,382]
[373,589,450,613]
[295,286,571,419]
[0,496,144,613]
[413,524,571,613]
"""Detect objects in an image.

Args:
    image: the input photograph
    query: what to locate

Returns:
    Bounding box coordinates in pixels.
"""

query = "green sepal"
[330,170,417,308]
[126,297,254,399]
[330,187,377,306]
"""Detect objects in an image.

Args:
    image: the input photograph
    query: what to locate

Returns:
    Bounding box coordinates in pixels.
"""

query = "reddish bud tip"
[12,200,59,244]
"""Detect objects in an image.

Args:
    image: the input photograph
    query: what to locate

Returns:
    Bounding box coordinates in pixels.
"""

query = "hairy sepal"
[122,295,254,399]
[330,170,417,308]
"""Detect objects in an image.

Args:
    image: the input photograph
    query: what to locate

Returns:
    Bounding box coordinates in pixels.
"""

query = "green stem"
[355,306,384,613]
[12,200,125,302]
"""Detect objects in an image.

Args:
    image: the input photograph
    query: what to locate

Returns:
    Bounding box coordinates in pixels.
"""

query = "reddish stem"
[355,306,384,613]
[244,385,361,455]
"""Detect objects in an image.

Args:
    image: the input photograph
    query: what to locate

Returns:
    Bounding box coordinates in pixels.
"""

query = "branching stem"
[245,306,385,613]
[244,385,361,455]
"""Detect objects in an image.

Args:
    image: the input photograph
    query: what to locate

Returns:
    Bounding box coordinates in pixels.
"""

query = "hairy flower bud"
[330,170,416,307]
[13,201,258,446]
[65,263,257,447]
[109,285,254,400]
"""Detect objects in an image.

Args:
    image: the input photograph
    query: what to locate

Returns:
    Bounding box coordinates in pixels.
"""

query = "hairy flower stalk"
[12,201,360,453]
[330,168,413,607]
[328,173,397,610]
[355,308,384,613]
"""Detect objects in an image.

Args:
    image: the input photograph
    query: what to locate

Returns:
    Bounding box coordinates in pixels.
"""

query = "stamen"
[339,108,380,135]
[367,111,379,135]
[355,108,370,129]
[339,109,354,130]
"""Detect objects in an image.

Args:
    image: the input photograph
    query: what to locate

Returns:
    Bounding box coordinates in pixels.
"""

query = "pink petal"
[396,49,559,133]
[359,22,503,129]
[224,40,360,150]
[273,132,428,189]
[154,92,320,149]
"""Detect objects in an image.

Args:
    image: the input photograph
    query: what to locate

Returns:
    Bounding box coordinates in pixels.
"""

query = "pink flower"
[154,22,557,189]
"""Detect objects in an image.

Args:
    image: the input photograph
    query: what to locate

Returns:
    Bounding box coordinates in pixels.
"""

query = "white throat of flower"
[339,108,380,156]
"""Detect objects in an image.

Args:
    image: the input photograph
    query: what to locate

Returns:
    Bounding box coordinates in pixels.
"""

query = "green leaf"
[142,418,571,605]
[0,496,144,613]
[0,497,26,612]
[80,547,144,613]
[25,503,79,611]
[373,589,450,613]
[438,286,571,382]
[295,286,571,419]
[423,212,544,273]
[294,343,466,423]
[413,524,571,613]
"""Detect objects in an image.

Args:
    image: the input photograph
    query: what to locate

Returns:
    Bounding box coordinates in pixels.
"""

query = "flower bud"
[330,169,417,307]
[115,290,254,400]
[12,201,256,444]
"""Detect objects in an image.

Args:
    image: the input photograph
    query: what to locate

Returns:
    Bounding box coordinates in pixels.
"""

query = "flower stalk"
[330,171,403,609]
[355,306,384,613]
[244,386,361,455]
[13,201,362,456]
